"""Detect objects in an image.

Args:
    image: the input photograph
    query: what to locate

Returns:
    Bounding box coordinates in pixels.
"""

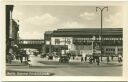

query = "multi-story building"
[10,19,19,46]
[44,28,123,57]
[6,5,14,56]
[6,5,19,57]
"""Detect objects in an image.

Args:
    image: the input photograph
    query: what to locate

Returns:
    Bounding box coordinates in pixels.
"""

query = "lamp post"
[96,7,108,61]
[49,33,52,56]
[92,36,96,55]
[64,37,66,55]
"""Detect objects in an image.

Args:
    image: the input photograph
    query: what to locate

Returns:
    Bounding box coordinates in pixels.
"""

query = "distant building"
[44,28,123,56]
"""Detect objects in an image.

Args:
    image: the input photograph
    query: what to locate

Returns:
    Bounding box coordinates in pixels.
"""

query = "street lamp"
[92,36,96,54]
[64,37,66,55]
[96,7,108,61]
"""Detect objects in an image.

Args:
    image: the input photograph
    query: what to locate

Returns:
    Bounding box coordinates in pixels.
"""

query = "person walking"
[8,53,13,64]
[89,56,93,64]
[19,55,23,63]
[84,55,87,62]
[19,50,24,63]
[93,55,96,63]
[107,56,110,64]
[96,56,100,65]
[81,56,84,62]
[72,55,75,60]
[81,51,87,62]
[83,52,87,62]
[118,54,122,63]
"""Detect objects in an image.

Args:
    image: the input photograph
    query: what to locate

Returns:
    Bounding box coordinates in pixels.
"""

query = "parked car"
[48,55,53,60]
[59,55,70,63]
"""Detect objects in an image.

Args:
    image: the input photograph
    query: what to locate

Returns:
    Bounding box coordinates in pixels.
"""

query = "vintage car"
[48,55,53,60]
[59,55,70,63]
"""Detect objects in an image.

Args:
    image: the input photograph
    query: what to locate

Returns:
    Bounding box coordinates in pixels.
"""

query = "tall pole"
[49,34,52,56]
[96,7,108,61]
[64,37,66,55]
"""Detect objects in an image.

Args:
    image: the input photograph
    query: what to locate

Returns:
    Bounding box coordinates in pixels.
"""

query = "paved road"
[7,65,122,76]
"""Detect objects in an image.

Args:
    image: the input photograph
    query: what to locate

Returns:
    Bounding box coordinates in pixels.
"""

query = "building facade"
[6,5,19,59]
[44,28,123,56]
[6,5,14,56]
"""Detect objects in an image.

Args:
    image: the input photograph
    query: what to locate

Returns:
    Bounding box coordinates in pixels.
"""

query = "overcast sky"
[12,5,124,39]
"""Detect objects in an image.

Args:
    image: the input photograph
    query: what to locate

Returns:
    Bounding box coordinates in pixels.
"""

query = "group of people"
[80,54,123,65]
[42,51,123,65]
[6,49,30,64]
[81,55,100,65]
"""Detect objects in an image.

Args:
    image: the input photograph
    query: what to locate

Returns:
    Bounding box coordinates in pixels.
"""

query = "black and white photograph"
[5,4,124,77]
[1,1,128,81]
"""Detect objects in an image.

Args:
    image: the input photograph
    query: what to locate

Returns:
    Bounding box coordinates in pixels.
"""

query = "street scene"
[6,5,123,76]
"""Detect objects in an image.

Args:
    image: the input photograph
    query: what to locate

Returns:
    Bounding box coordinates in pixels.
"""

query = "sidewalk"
[37,60,122,68]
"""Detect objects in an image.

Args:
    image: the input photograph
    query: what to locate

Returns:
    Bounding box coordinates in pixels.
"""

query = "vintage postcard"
[0,1,128,81]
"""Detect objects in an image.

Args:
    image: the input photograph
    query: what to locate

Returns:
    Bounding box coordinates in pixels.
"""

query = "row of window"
[73,40,122,44]
[54,38,122,45]
[74,38,122,41]
[106,48,115,51]
[105,48,123,52]
[76,45,92,50]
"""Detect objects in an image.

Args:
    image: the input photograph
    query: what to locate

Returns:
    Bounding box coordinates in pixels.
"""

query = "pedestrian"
[72,55,75,60]
[25,54,29,61]
[93,55,96,63]
[82,51,87,62]
[89,56,93,64]
[19,55,23,63]
[81,56,84,62]
[27,60,31,67]
[19,50,24,63]
[96,56,100,65]
[8,53,13,64]
[84,56,87,62]
[107,56,110,64]
[118,54,122,63]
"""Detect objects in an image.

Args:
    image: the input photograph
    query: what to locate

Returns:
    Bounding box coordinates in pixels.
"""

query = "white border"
[1,1,128,81]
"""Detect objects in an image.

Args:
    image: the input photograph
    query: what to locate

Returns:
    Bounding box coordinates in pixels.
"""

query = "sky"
[12,5,124,39]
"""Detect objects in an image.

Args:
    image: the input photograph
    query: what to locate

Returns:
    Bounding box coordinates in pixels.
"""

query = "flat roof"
[44,31,53,35]
[51,28,122,37]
